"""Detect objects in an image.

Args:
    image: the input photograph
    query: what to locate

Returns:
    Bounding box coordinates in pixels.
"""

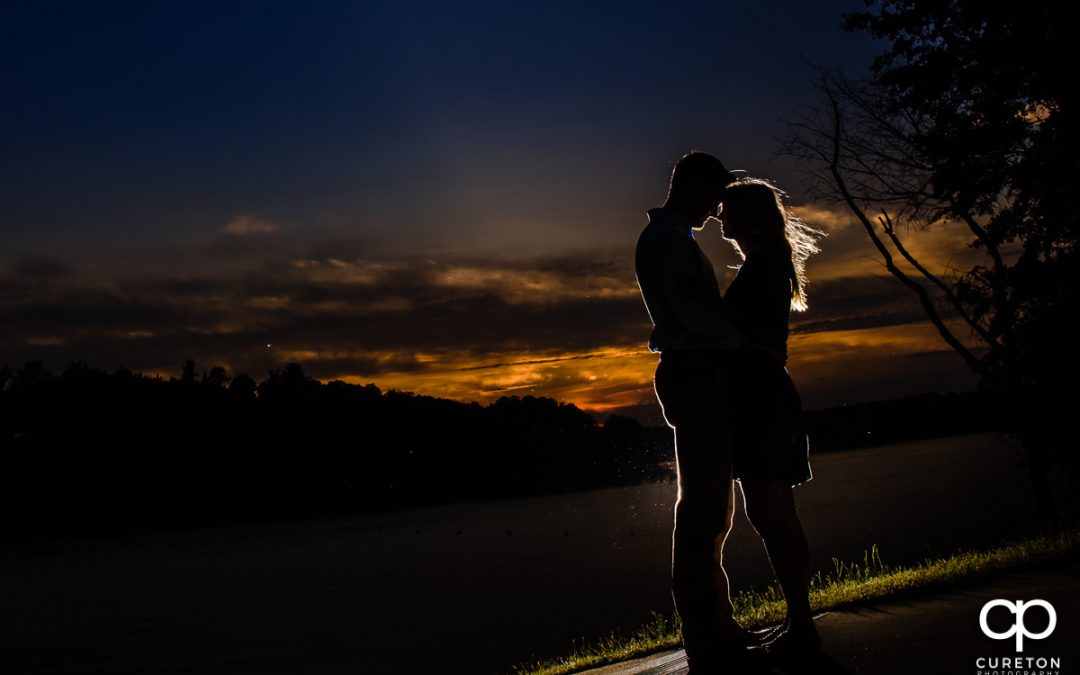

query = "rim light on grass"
[512,528,1080,675]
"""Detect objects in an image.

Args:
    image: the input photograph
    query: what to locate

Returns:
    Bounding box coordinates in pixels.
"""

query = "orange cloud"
[313,315,980,415]
[280,257,638,305]
[224,214,280,236]
[331,346,658,414]
[787,319,981,406]
[788,202,857,233]
[784,200,1006,288]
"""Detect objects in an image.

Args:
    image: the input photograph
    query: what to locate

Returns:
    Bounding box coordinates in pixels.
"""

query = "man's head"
[665,151,737,229]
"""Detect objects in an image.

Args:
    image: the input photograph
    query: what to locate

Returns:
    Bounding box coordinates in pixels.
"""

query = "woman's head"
[719,178,824,311]
[718,180,787,247]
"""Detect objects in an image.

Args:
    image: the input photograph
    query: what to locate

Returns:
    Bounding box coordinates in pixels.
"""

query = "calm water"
[1,433,1051,674]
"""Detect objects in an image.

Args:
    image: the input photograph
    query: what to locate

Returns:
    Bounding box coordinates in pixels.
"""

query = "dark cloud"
[0,298,186,335]
[1,245,976,409]
[0,252,648,380]
[793,348,978,409]
[10,254,74,280]
[793,275,928,334]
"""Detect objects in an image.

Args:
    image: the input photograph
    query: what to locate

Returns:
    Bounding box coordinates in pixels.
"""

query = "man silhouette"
[634,151,754,673]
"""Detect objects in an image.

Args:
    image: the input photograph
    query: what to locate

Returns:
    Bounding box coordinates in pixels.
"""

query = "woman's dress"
[723,247,812,486]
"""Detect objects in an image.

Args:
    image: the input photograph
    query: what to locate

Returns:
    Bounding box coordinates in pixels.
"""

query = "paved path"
[580,557,1080,674]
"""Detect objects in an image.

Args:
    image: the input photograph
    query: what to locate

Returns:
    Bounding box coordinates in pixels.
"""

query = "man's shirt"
[634,207,742,353]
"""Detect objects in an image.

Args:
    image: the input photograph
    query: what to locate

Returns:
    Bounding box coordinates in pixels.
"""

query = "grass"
[511,527,1080,675]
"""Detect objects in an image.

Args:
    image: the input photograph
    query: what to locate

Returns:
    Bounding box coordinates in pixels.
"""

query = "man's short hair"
[668,151,736,199]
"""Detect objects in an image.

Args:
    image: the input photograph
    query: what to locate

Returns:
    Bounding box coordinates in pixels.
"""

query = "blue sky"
[3,1,881,255]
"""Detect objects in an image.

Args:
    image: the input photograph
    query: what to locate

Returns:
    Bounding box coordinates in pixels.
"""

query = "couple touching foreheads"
[635,151,825,674]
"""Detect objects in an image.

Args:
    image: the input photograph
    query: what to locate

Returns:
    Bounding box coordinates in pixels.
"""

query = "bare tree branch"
[878,209,998,348]
[823,86,988,377]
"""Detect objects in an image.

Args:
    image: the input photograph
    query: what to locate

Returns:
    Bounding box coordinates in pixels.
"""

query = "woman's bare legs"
[739,480,819,648]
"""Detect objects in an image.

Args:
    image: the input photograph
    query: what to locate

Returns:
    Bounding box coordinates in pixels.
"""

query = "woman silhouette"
[717,178,824,658]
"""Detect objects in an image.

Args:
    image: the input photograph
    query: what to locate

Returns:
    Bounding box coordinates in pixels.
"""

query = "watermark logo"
[979,599,1057,652]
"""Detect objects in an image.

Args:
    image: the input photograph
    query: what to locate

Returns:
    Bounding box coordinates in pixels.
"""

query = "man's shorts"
[653,348,731,430]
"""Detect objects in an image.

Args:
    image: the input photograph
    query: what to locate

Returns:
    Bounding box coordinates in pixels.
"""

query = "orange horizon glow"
[316,318,976,415]
[121,302,980,418]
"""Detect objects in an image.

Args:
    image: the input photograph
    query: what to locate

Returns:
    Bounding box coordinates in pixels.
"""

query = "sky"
[0,1,982,421]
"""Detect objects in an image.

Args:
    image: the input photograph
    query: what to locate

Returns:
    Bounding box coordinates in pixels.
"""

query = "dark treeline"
[1,360,992,541]
[802,391,992,452]
[0,360,669,540]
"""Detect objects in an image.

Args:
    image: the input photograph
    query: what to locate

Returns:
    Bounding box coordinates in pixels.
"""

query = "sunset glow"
[1,197,984,418]
[0,2,977,420]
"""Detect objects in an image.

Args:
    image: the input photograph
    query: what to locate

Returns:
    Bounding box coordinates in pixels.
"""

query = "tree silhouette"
[180,359,197,385]
[13,360,51,387]
[202,365,229,389]
[228,372,257,400]
[781,1,1077,519]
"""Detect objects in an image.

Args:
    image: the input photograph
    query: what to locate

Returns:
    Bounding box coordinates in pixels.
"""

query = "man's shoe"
[686,642,776,675]
[763,627,822,655]
[715,618,779,647]
[747,623,784,646]
[750,627,823,673]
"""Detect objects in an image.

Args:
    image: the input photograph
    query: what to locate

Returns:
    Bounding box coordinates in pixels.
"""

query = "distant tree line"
[0,360,670,540]
[1,360,992,540]
[801,391,993,452]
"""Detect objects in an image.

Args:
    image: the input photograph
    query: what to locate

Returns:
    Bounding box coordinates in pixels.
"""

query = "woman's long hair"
[721,178,824,311]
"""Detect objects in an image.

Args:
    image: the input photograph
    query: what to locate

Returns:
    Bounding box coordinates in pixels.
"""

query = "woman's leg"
[739,480,817,641]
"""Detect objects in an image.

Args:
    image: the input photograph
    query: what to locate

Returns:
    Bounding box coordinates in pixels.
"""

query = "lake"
[0,433,1050,674]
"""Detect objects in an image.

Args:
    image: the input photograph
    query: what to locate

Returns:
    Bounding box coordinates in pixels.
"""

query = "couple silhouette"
[635,151,824,674]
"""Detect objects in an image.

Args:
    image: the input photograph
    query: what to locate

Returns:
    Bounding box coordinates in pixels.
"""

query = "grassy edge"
[511,527,1080,675]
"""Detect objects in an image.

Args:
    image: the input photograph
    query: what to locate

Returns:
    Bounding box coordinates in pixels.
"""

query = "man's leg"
[713,478,739,629]
[656,357,746,666]
[671,418,739,663]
